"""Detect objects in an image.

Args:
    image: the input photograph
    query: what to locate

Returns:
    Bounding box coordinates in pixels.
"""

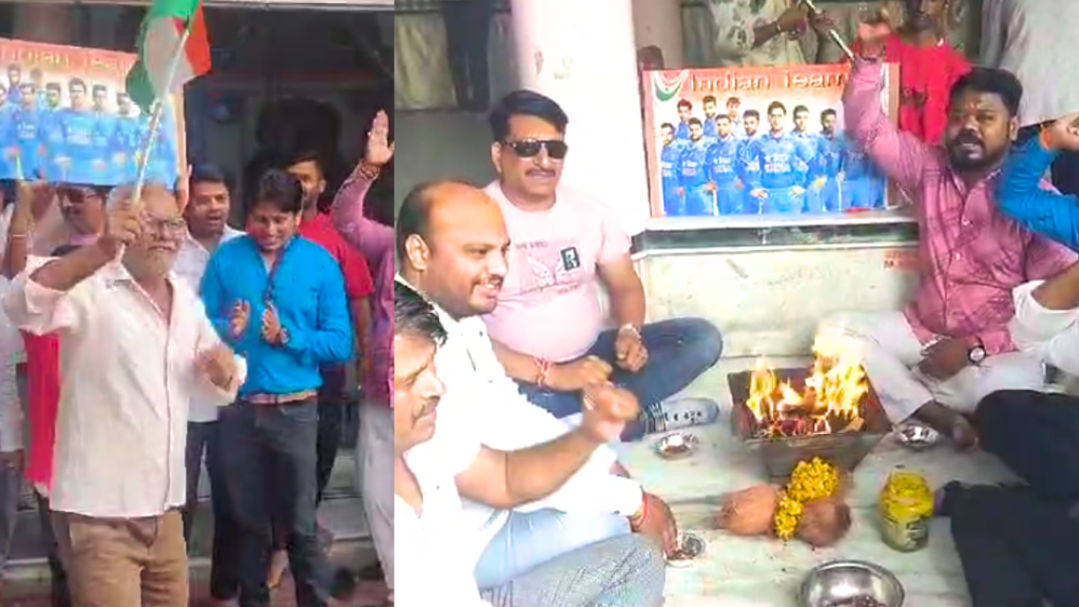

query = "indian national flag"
[125,0,211,113]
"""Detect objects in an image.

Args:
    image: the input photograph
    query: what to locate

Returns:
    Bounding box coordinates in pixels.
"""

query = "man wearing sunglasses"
[481,89,723,443]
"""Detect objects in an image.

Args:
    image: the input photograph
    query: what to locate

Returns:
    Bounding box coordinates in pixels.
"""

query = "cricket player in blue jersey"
[5,65,21,105]
[677,118,713,216]
[811,109,847,212]
[90,84,115,184]
[701,95,720,140]
[704,115,744,215]
[110,92,141,183]
[30,69,46,110]
[745,101,816,215]
[842,139,884,209]
[0,85,14,178]
[675,99,693,141]
[738,109,762,213]
[791,105,823,211]
[10,84,42,180]
[143,106,178,185]
[39,83,66,182]
[725,96,743,133]
[658,122,684,216]
[59,78,99,184]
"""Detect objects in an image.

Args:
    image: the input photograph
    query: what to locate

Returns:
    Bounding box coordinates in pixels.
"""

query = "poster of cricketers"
[0,38,184,187]
[642,63,899,219]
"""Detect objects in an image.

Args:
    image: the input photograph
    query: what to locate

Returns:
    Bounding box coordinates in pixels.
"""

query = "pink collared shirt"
[844,58,1077,355]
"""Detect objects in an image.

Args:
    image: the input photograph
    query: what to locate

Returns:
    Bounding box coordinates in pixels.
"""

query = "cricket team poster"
[642,63,899,219]
[0,38,185,187]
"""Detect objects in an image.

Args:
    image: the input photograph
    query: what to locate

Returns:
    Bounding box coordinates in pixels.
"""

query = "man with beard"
[5,66,20,105]
[393,281,665,607]
[818,36,1076,448]
[40,83,66,183]
[658,123,684,216]
[851,0,970,144]
[396,180,679,591]
[201,170,351,607]
[701,95,719,140]
[676,118,713,216]
[705,114,744,215]
[791,104,819,207]
[3,183,245,607]
[481,90,722,441]
[59,79,97,184]
[738,108,762,213]
[173,164,244,607]
[744,101,816,214]
[812,109,848,212]
[674,99,693,141]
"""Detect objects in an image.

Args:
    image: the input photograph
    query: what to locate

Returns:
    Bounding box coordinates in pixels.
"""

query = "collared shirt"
[201,235,353,397]
[981,0,1079,127]
[395,275,643,565]
[844,59,1077,356]
[331,172,393,405]
[397,424,489,607]
[706,0,808,67]
[2,259,246,518]
[298,212,375,302]
[173,226,244,422]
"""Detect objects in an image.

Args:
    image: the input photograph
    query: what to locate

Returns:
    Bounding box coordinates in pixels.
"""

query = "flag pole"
[131,23,191,209]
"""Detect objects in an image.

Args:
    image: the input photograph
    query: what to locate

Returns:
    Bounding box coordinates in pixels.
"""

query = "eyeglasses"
[144,215,187,234]
[503,139,569,160]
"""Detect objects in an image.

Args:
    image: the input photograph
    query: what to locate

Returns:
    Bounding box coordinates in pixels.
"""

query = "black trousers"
[183,420,241,600]
[442,0,493,110]
[939,390,1079,607]
[35,492,70,607]
[315,365,347,505]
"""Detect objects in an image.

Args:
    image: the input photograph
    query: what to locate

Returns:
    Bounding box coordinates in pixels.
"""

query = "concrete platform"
[622,356,1014,606]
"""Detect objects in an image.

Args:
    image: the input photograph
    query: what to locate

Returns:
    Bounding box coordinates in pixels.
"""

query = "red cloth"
[853,35,971,145]
[21,330,59,490]
[298,212,375,301]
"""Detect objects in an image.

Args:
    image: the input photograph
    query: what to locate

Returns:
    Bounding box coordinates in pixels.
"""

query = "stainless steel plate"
[893,422,941,451]
[666,532,705,567]
[654,432,700,460]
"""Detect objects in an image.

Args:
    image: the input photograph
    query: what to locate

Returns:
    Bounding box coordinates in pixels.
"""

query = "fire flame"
[745,326,869,438]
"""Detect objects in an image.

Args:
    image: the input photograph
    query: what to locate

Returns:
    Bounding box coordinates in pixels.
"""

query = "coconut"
[796,496,852,547]
[716,484,780,536]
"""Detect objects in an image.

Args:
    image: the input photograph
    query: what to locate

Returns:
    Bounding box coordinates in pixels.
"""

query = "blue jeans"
[516,317,722,440]
[474,509,631,590]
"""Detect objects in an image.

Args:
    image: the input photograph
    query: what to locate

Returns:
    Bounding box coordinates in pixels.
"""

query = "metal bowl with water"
[798,560,905,607]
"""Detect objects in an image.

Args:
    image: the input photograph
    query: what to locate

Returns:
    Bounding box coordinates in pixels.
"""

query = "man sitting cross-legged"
[394,281,665,607]
[481,90,724,440]
[818,29,1076,448]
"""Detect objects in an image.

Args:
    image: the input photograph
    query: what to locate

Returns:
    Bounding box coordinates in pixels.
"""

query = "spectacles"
[503,139,569,159]
[144,215,187,234]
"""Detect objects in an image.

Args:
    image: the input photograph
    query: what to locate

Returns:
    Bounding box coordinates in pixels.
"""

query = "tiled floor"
[624,357,1014,606]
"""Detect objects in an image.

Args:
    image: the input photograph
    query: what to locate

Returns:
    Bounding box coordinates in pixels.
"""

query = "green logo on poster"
[653,70,689,102]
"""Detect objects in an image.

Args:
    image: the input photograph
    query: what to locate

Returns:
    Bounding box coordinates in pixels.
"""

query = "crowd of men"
[659,95,885,216]
[0,63,177,187]
[0,109,395,607]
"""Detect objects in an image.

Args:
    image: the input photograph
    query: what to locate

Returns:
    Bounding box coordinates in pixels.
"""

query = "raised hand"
[364,110,394,167]
[99,194,143,256]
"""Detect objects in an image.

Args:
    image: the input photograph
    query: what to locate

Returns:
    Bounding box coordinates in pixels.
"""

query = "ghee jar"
[878,469,933,552]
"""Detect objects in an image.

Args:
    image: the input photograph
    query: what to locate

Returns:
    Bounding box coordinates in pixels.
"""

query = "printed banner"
[642,63,898,219]
[0,38,185,187]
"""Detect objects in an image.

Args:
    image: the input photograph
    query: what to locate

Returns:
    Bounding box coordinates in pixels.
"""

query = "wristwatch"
[967,339,986,365]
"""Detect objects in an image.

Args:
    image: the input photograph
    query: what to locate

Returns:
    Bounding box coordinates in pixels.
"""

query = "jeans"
[0,457,20,575]
[480,534,665,607]
[183,420,241,600]
[474,509,630,590]
[975,390,1079,504]
[218,399,330,607]
[442,0,493,109]
[516,317,722,440]
[315,365,347,504]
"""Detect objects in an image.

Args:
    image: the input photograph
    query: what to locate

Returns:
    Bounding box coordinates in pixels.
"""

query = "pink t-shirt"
[481,183,631,362]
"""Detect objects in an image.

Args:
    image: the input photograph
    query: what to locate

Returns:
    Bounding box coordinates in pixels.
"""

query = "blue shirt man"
[0,99,13,178]
[701,95,720,140]
[811,109,847,212]
[997,133,1079,249]
[745,107,816,215]
[141,109,179,186]
[11,101,41,180]
[738,110,762,213]
[658,123,684,216]
[705,116,743,215]
[674,99,693,141]
[842,137,884,210]
[677,119,713,216]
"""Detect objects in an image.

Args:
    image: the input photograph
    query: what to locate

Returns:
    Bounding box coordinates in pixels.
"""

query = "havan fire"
[745,327,869,438]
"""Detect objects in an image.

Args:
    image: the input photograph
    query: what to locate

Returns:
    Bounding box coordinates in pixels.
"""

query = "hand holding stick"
[799,0,856,62]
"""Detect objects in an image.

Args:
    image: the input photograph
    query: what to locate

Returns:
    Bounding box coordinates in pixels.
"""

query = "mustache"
[415,397,439,421]
[951,131,984,147]
[526,169,556,177]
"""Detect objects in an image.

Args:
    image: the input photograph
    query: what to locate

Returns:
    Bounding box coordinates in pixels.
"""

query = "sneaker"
[646,397,720,433]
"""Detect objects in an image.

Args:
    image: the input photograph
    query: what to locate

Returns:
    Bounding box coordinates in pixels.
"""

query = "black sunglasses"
[503,139,569,159]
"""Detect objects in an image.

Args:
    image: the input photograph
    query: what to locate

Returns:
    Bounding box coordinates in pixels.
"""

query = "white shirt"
[396,427,490,607]
[2,258,246,518]
[981,0,1079,127]
[172,226,244,422]
[1010,280,1079,375]
[0,277,22,452]
[394,276,644,565]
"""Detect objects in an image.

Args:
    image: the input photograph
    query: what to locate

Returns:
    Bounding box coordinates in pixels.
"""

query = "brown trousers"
[52,509,188,607]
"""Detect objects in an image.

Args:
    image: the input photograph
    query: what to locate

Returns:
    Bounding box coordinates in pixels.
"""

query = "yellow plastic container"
[878,469,933,552]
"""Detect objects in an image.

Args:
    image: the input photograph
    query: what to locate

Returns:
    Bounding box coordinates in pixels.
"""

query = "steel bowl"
[654,432,700,460]
[798,560,905,607]
[893,422,941,451]
[666,532,705,568]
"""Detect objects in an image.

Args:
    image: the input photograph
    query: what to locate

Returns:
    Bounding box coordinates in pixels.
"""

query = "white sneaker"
[647,397,720,433]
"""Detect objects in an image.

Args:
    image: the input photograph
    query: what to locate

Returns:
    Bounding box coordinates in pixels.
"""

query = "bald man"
[2,183,246,607]
[396,179,678,591]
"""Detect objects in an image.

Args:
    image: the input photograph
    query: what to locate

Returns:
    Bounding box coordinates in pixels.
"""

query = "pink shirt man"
[480,182,631,362]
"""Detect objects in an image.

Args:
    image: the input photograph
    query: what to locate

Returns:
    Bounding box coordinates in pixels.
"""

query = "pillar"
[509,0,651,235]
[632,0,684,68]
[13,3,75,45]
